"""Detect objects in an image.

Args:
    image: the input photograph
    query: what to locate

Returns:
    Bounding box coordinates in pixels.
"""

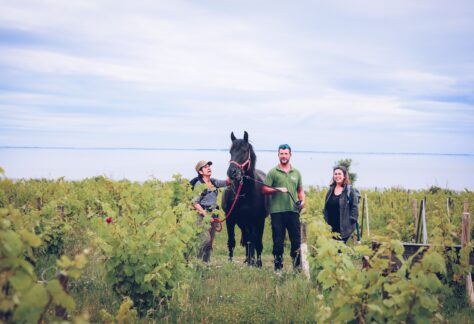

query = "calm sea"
[1,148,473,191]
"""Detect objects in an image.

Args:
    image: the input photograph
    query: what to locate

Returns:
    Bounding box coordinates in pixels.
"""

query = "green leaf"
[9,268,34,291]
[419,294,438,310]
[421,252,446,274]
[57,255,73,268]
[1,230,23,257]
[74,254,87,269]
[67,268,82,279]
[333,304,354,322]
[14,284,48,323]
[47,279,76,312]
[18,229,42,247]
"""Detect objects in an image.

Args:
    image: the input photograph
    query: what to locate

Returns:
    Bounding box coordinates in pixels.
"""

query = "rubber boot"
[274,255,283,271]
[292,254,301,271]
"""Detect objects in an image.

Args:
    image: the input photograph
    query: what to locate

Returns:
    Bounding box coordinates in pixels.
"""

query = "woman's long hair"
[330,165,351,186]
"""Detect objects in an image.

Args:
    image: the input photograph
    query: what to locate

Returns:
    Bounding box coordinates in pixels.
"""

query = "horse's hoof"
[256,259,262,268]
[228,257,233,262]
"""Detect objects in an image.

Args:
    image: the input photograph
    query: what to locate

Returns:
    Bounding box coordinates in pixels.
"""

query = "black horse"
[222,131,268,266]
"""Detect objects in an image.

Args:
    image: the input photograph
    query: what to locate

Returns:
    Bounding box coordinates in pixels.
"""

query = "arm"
[261,170,287,194]
[297,186,305,208]
[193,202,207,216]
[262,185,288,195]
[349,189,359,223]
[213,178,230,188]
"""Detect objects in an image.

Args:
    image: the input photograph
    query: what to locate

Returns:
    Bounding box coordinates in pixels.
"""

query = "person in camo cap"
[190,160,229,262]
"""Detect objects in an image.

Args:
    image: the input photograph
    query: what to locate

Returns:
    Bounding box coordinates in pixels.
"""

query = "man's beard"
[280,159,289,165]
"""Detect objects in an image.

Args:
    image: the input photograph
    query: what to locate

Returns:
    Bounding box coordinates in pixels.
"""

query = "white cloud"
[0,0,472,154]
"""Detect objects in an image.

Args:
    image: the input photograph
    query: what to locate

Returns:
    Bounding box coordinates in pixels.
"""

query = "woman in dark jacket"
[323,165,359,243]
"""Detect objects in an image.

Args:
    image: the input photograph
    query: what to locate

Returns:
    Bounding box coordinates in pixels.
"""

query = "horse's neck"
[243,170,257,191]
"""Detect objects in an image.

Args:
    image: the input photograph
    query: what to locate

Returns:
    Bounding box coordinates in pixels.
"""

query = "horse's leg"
[246,222,258,266]
[226,220,236,262]
[240,223,254,266]
[255,216,265,268]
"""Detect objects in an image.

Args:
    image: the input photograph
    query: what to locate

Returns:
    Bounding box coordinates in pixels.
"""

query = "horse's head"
[227,131,256,183]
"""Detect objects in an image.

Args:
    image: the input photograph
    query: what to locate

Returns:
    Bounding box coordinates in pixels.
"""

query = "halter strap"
[229,151,251,171]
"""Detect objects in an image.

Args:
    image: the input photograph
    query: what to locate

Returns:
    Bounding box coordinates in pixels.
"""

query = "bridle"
[229,151,251,173]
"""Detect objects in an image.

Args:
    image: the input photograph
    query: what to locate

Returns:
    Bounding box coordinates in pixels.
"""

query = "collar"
[276,164,293,173]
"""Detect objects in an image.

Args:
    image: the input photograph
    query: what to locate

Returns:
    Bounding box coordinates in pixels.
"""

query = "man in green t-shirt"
[262,144,305,271]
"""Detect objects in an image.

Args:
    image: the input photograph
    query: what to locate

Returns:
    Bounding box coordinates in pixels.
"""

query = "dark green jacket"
[323,184,359,239]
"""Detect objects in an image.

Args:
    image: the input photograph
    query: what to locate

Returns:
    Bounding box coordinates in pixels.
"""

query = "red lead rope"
[208,180,244,247]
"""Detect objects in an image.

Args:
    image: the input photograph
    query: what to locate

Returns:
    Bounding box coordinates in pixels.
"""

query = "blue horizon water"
[1,147,473,191]
[1,145,473,157]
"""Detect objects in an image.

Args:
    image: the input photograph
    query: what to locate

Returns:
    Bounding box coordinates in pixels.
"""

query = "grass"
[160,255,319,323]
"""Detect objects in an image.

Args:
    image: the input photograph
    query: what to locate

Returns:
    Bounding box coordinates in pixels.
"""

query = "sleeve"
[349,188,359,223]
[213,179,227,188]
[297,170,303,189]
[264,169,274,187]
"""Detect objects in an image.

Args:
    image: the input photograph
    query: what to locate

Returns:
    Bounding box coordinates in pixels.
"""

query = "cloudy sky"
[1,0,473,154]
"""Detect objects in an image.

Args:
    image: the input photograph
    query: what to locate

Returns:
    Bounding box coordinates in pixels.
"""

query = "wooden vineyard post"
[300,223,310,279]
[447,197,452,224]
[461,198,474,307]
[421,198,428,244]
[58,205,65,220]
[416,198,428,244]
[36,197,42,211]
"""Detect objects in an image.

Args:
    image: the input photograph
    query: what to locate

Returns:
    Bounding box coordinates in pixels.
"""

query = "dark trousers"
[271,212,301,267]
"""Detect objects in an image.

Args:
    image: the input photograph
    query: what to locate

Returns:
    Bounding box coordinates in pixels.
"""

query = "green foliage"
[1,167,473,322]
[100,297,138,324]
[0,205,86,323]
[306,219,448,323]
[94,177,199,314]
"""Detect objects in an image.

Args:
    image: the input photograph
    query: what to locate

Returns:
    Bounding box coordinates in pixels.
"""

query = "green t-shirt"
[264,165,302,214]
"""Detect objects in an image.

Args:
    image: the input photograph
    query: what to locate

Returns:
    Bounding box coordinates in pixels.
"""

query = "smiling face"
[278,148,291,165]
[333,168,345,185]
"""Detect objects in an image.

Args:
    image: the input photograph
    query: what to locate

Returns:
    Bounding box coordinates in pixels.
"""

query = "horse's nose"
[228,167,240,180]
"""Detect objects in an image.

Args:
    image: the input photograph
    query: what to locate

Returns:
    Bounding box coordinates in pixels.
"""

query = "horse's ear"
[243,131,248,143]
[231,132,236,142]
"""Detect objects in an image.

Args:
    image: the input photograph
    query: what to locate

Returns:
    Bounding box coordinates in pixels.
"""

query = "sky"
[1,0,473,154]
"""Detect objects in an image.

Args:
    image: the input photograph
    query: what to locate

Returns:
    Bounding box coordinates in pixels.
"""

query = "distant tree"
[335,158,357,184]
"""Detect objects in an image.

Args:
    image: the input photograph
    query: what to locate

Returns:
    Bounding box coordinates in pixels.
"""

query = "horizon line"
[0,145,473,157]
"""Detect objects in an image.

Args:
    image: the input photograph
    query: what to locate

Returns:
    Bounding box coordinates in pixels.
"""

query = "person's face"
[199,164,212,176]
[333,169,345,185]
[278,149,291,165]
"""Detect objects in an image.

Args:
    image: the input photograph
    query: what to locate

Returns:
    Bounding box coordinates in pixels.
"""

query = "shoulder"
[267,167,279,176]
[192,178,205,190]
[292,168,302,177]
[289,168,302,181]
[346,185,360,202]
[325,185,334,196]
[347,184,360,195]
